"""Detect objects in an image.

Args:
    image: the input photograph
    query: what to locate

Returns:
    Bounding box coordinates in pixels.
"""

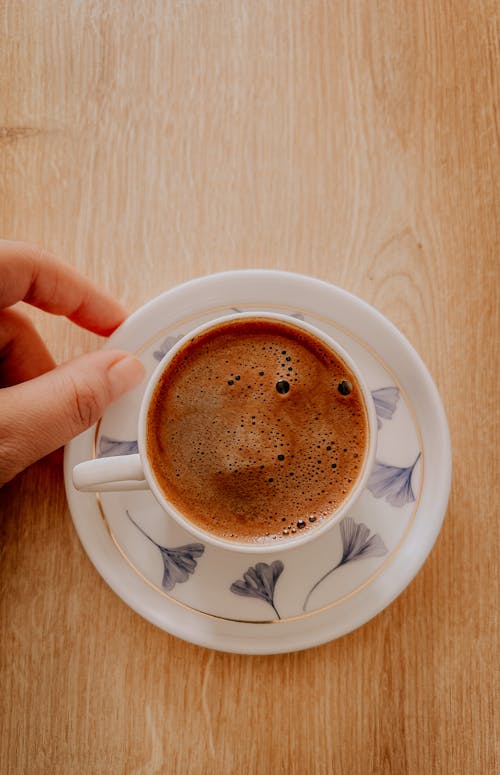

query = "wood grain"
[0,2,498,773]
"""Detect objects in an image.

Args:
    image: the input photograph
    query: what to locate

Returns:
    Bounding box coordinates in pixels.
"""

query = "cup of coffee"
[73,312,377,552]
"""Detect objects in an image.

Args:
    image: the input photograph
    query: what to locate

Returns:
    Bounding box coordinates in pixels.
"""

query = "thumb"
[0,350,146,484]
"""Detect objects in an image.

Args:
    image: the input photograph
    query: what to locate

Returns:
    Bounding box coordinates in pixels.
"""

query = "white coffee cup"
[73,312,377,553]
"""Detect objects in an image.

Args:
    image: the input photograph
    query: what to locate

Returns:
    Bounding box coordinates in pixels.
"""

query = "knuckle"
[65,373,108,432]
[0,451,23,487]
[19,242,54,265]
[0,407,26,486]
[0,439,20,486]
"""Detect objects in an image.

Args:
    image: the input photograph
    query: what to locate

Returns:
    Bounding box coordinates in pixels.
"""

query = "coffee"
[146,318,369,544]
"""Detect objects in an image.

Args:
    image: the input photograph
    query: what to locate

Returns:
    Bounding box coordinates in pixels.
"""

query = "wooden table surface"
[1,2,498,773]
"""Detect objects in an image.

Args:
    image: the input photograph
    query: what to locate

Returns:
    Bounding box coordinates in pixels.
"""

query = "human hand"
[0,240,146,486]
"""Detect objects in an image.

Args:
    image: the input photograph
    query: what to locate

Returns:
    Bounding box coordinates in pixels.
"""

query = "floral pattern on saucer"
[367,452,421,507]
[98,436,138,457]
[126,511,204,591]
[302,517,387,611]
[95,306,422,623]
[372,386,400,429]
[230,561,284,619]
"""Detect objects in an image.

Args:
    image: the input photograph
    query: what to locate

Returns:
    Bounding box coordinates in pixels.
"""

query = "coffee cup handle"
[72,454,149,492]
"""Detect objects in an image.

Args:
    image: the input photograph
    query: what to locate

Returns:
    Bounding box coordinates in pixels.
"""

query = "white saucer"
[64,271,451,654]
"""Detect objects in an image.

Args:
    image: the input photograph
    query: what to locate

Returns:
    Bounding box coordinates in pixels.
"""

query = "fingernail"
[107,355,146,398]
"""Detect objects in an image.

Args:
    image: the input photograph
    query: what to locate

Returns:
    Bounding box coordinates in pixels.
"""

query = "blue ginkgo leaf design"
[153,334,184,362]
[303,517,387,611]
[230,560,284,619]
[367,452,421,507]
[98,436,138,458]
[372,387,400,429]
[126,511,204,591]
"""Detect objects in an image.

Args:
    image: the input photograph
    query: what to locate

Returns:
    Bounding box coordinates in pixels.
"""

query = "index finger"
[0,240,128,335]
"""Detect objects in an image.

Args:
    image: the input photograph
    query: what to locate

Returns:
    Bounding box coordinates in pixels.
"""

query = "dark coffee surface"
[146,318,368,544]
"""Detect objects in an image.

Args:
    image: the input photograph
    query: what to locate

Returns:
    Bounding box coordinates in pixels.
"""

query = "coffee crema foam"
[146,319,368,544]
